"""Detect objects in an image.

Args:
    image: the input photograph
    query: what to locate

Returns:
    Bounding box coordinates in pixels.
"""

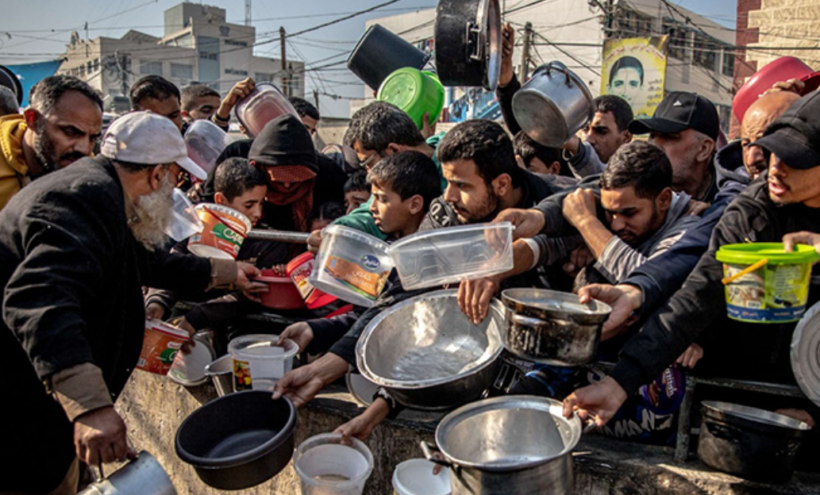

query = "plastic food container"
[137,320,190,375]
[392,459,451,495]
[188,203,252,260]
[286,252,338,310]
[255,268,306,310]
[309,225,393,307]
[228,335,299,391]
[716,243,818,323]
[164,188,203,242]
[294,433,374,495]
[733,56,820,122]
[234,82,300,138]
[184,119,236,175]
[377,68,445,130]
[389,222,514,290]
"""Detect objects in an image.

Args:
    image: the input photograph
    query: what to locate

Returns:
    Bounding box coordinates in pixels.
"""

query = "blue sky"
[0,0,737,117]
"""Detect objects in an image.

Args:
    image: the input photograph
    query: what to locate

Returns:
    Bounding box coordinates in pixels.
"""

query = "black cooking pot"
[347,24,431,90]
[434,0,501,90]
[175,390,297,490]
[0,65,23,105]
[697,401,811,484]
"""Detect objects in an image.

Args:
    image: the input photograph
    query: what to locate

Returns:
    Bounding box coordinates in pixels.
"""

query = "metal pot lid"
[346,372,379,407]
[168,332,215,387]
[501,288,612,319]
[702,401,812,432]
[478,0,501,91]
[435,395,582,471]
[791,301,820,407]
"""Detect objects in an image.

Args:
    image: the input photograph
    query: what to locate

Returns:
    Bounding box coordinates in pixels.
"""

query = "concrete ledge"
[114,371,820,494]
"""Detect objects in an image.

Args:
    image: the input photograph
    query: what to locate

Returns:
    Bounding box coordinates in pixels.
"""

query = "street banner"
[601,36,669,119]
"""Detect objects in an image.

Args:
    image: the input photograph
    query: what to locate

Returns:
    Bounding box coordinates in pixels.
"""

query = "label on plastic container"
[723,262,811,322]
[136,322,188,375]
[324,255,389,299]
[233,358,252,391]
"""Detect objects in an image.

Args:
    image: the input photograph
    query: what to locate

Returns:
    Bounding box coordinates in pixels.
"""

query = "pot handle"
[545,61,572,86]
[421,441,454,469]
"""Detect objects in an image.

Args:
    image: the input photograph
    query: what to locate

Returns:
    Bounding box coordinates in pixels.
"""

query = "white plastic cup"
[392,459,451,495]
[294,433,374,495]
[164,188,204,242]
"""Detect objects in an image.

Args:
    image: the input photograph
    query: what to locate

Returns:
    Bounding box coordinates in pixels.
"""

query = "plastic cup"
[188,203,252,260]
[294,433,374,495]
[392,459,451,495]
[163,188,204,242]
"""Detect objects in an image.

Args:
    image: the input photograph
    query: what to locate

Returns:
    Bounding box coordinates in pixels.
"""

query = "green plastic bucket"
[377,68,445,130]
[716,243,818,323]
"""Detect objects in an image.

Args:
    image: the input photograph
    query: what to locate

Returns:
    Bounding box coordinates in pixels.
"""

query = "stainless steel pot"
[78,452,176,495]
[512,61,594,147]
[698,401,811,484]
[501,288,611,366]
[434,0,501,90]
[356,290,505,410]
[204,354,233,397]
[422,396,585,495]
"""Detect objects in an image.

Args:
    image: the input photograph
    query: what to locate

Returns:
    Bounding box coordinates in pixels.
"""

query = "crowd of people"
[2,25,820,495]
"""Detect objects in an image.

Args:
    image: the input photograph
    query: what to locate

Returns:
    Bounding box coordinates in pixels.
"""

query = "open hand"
[458,275,501,325]
[563,376,628,428]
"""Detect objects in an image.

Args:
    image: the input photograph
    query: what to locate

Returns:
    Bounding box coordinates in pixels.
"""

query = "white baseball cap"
[101,111,207,180]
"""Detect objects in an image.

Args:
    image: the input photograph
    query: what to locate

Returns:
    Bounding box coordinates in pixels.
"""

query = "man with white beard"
[0,112,264,495]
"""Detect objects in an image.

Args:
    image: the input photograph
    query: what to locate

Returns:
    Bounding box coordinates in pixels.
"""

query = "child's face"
[368,182,417,237]
[344,189,371,214]
[216,185,267,226]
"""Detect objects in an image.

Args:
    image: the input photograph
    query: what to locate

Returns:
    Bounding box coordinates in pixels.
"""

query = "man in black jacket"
[564,91,820,429]
[0,112,261,494]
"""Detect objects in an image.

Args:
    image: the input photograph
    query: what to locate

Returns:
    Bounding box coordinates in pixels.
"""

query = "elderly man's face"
[741,93,800,179]
[649,129,708,192]
[31,90,102,170]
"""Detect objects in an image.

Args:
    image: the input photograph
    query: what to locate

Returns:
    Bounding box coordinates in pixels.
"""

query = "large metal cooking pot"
[434,0,501,90]
[698,401,811,484]
[501,289,611,366]
[78,452,176,495]
[356,289,505,410]
[422,396,585,495]
[175,391,297,490]
[512,61,594,147]
[347,24,432,91]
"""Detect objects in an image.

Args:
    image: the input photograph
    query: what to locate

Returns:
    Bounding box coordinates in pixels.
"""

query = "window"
[255,72,272,82]
[171,63,193,80]
[225,39,248,47]
[93,58,100,72]
[225,68,248,76]
[722,51,734,78]
[140,60,163,76]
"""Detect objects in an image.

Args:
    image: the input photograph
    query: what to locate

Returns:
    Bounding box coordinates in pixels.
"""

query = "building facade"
[58,2,304,112]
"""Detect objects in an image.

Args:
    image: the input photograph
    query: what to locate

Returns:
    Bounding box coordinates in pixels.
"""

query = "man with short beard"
[0,74,103,211]
[0,111,262,495]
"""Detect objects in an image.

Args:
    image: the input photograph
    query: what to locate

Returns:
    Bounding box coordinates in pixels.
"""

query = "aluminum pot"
[356,290,505,410]
[434,0,501,90]
[512,61,594,147]
[697,401,811,484]
[175,391,297,490]
[422,395,586,495]
[501,289,611,366]
[204,354,233,397]
[78,451,176,495]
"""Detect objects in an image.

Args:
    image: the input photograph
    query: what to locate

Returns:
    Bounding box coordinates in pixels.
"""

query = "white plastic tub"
[228,335,298,391]
[294,433,374,495]
[388,222,514,290]
[393,459,451,495]
[309,225,393,307]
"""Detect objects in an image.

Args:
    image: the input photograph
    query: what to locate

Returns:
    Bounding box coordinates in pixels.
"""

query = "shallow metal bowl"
[356,290,505,410]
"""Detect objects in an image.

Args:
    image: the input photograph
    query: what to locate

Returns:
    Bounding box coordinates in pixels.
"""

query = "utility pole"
[115,51,128,97]
[280,27,288,97]
[520,22,533,81]
[245,0,252,26]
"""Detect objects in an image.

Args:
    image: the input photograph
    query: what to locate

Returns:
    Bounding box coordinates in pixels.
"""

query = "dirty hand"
[217,77,256,118]
[307,229,323,255]
[73,406,136,466]
[145,302,165,321]
[783,231,820,257]
[562,245,594,277]
[493,208,545,240]
[563,376,627,429]
[458,274,502,325]
[578,283,642,340]
[774,408,815,429]
[499,23,515,87]
[764,78,805,96]
[421,112,437,139]
[676,343,704,369]
[562,189,598,229]
[279,322,314,352]
[686,199,711,216]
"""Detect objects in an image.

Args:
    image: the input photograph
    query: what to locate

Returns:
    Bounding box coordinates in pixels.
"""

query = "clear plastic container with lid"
[234,82,300,138]
[309,225,393,307]
[388,222,514,290]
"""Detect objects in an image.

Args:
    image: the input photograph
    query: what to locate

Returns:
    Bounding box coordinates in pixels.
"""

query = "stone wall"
[746,0,820,69]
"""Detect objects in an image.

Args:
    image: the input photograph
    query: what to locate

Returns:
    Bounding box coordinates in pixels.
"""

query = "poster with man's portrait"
[601,36,668,119]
